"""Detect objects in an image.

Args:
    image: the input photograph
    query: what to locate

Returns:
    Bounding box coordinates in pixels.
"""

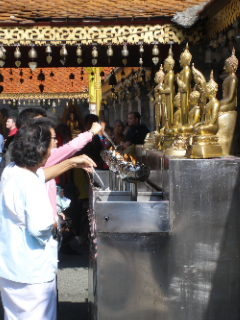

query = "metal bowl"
[118,162,150,183]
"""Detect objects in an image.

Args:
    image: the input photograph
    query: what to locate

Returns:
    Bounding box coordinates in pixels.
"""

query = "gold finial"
[164,48,175,68]
[180,43,192,66]
[155,64,165,84]
[206,70,218,94]
[225,47,239,73]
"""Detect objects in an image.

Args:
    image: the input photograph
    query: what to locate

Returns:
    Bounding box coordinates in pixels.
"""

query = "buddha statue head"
[180,43,192,67]
[206,70,218,99]
[164,48,175,72]
[154,64,165,85]
[190,90,201,106]
[225,48,239,73]
[174,92,181,109]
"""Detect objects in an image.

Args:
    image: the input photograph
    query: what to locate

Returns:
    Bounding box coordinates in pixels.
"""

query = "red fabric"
[8,127,17,137]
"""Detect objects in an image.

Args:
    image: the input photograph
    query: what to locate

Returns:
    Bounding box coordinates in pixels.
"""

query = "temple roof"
[0,67,112,96]
[0,0,208,24]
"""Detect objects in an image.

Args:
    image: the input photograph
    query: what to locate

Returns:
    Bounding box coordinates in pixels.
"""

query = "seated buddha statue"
[179,91,201,134]
[67,112,81,138]
[219,48,238,112]
[186,71,223,158]
[193,71,219,135]
[217,48,239,155]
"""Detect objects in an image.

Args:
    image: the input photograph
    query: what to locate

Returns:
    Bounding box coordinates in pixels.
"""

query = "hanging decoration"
[152,44,159,65]
[100,70,105,77]
[38,69,45,82]
[121,44,129,66]
[107,45,113,65]
[9,69,13,82]
[29,70,33,79]
[39,84,44,93]
[50,71,54,77]
[19,69,24,84]
[0,46,6,68]
[60,44,68,65]
[0,73,3,82]
[28,45,37,71]
[139,44,144,66]
[92,46,98,66]
[69,73,75,87]
[14,45,21,68]
[45,44,52,64]
[76,45,82,64]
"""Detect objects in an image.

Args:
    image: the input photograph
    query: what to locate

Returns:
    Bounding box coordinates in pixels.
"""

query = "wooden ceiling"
[0,0,208,23]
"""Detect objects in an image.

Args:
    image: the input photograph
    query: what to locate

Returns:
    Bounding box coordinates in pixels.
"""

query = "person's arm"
[119,141,131,150]
[42,154,97,182]
[45,122,102,167]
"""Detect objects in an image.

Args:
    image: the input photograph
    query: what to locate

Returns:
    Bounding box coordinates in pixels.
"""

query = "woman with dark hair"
[0,123,96,320]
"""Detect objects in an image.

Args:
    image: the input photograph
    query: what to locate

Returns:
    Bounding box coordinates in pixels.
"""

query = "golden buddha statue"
[176,43,192,125]
[186,71,222,158]
[153,64,165,132]
[191,63,206,121]
[67,112,81,138]
[217,48,239,155]
[179,91,201,134]
[165,92,188,157]
[159,48,175,129]
[166,92,182,134]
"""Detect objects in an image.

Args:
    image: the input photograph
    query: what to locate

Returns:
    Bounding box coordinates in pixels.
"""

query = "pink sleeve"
[44,131,92,167]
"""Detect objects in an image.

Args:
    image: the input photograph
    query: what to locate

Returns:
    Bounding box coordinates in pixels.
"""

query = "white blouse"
[0,163,58,284]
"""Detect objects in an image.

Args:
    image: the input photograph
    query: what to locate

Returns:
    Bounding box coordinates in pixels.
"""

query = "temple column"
[85,67,102,116]
[95,67,103,117]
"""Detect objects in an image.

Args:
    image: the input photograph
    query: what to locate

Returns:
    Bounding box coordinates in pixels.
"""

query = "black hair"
[7,116,17,124]
[128,111,141,121]
[33,117,56,130]
[84,114,99,125]
[16,107,47,129]
[12,123,51,167]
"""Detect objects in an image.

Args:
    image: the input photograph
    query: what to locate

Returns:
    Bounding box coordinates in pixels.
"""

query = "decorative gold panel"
[207,0,240,39]
[0,24,206,45]
[0,92,89,100]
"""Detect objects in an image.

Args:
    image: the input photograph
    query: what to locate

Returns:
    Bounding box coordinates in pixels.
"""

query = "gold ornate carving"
[0,92,88,100]
[0,24,206,45]
[207,0,240,39]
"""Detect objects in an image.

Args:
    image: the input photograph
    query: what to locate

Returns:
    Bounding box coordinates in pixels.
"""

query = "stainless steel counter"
[88,152,240,320]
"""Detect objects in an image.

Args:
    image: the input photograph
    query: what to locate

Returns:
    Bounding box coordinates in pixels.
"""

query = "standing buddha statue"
[217,48,239,155]
[176,43,192,125]
[186,71,223,158]
[159,48,175,130]
[153,64,165,132]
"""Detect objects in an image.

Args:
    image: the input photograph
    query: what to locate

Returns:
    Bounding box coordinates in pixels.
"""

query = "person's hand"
[58,212,65,220]
[71,154,97,173]
[90,122,102,135]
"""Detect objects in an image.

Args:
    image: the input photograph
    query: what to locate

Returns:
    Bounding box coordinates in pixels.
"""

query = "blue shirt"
[0,163,58,284]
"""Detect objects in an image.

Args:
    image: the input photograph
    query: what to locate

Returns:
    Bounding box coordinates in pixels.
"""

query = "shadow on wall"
[58,301,88,320]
